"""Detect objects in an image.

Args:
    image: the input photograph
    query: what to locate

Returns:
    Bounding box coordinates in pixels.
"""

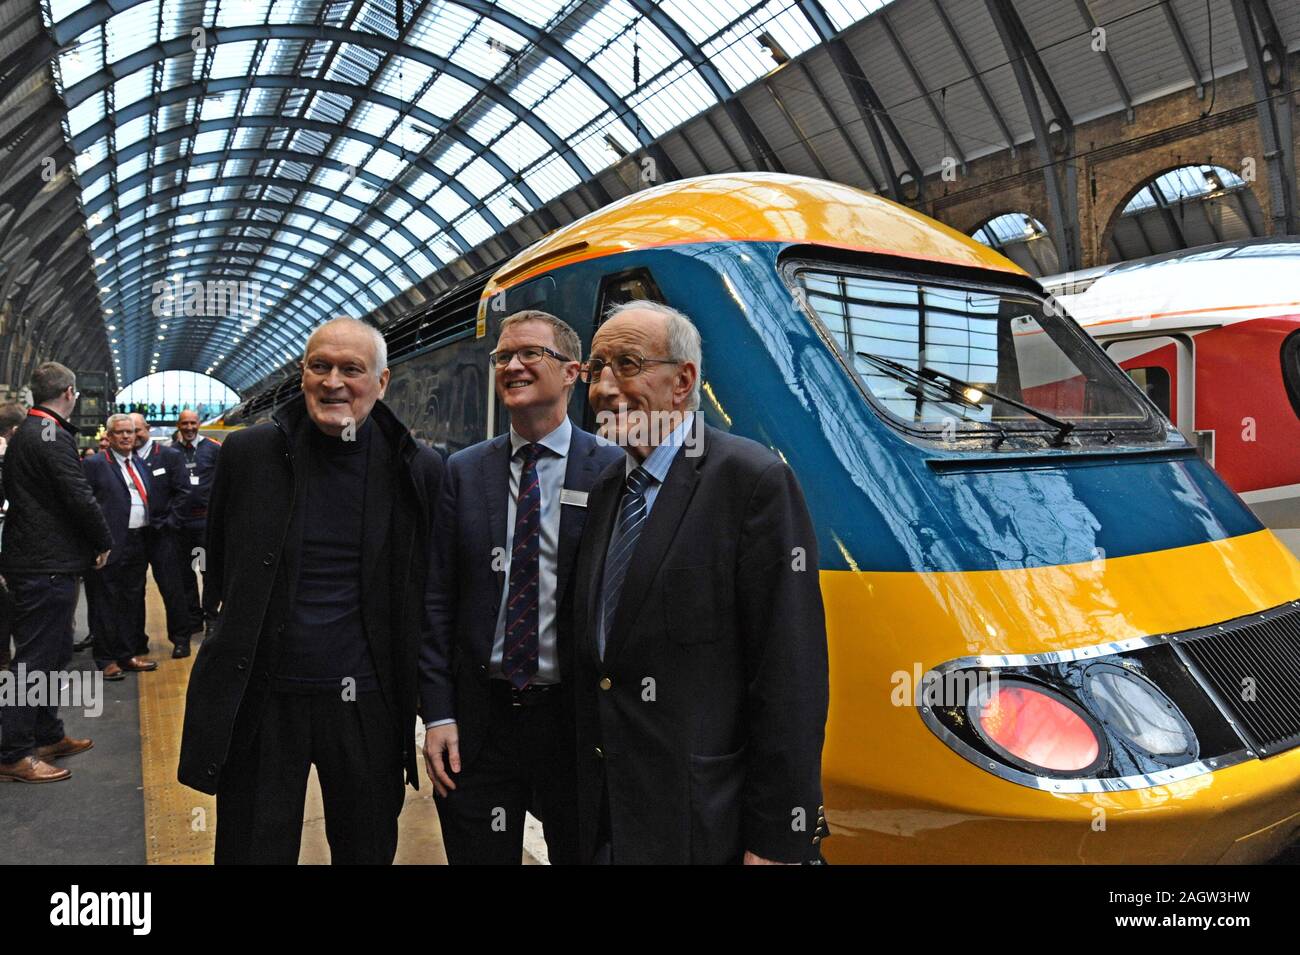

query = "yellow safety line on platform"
[137,576,215,864]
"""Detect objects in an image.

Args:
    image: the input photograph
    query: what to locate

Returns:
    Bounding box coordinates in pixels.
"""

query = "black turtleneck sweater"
[273,417,378,693]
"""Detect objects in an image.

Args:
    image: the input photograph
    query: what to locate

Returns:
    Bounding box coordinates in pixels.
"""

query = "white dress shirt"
[112,449,148,529]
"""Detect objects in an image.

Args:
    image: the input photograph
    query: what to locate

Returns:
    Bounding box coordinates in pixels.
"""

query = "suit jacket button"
[206,764,217,776]
[599,676,612,690]
[236,657,248,670]
[262,553,273,566]
[594,746,604,759]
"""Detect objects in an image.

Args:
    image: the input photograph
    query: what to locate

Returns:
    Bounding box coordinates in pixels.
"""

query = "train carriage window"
[1283,332,1300,421]
[786,261,1161,444]
[1124,367,1171,418]
[594,269,665,327]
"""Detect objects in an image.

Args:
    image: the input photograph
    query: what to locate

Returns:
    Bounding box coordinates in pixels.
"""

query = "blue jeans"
[0,573,77,763]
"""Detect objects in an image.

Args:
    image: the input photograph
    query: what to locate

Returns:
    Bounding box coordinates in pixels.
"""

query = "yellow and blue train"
[226,173,1300,863]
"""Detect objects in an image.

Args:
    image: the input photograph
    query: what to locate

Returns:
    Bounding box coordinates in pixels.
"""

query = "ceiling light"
[757,31,790,66]
[94,256,107,265]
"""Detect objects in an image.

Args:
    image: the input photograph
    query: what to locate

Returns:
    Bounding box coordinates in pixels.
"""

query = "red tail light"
[972,683,1102,773]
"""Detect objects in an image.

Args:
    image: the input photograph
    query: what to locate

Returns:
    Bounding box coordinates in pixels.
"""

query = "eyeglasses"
[489,345,573,369]
[579,354,680,383]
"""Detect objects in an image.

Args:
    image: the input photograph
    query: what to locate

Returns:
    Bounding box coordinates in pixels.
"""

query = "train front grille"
[1172,602,1300,758]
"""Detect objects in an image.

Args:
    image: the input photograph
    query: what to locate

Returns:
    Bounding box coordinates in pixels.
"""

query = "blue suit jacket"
[137,441,190,531]
[420,423,622,761]
[83,450,152,566]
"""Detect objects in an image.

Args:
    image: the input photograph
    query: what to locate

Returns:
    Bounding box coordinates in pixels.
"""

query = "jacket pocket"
[688,746,746,864]
[662,566,731,644]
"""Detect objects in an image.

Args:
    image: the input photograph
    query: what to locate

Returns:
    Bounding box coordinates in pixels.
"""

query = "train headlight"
[1084,665,1193,757]
[968,680,1105,774]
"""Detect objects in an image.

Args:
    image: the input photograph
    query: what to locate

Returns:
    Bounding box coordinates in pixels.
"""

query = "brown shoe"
[35,737,94,760]
[0,756,71,783]
[121,656,158,672]
[103,662,125,681]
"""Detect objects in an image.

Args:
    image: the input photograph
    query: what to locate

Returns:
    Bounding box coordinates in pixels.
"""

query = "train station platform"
[0,576,548,865]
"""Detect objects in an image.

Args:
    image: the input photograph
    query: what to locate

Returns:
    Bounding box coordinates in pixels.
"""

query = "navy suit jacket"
[420,423,622,765]
[84,450,153,566]
[137,440,190,531]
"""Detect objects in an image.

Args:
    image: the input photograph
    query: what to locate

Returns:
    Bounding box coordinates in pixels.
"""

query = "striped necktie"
[599,466,654,658]
[502,443,543,689]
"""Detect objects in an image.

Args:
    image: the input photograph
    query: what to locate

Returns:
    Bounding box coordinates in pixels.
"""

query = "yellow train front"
[474,172,1300,864]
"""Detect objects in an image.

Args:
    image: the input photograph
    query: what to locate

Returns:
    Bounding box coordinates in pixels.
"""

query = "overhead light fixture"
[105,310,114,316]
[177,249,189,257]
[603,134,630,159]
[100,285,111,293]
[486,36,521,58]
[88,213,103,226]
[94,256,107,265]
[757,31,790,66]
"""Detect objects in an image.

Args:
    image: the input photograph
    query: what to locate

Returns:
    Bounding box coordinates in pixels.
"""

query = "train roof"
[1051,237,1300,335]
[481,173,1025,299]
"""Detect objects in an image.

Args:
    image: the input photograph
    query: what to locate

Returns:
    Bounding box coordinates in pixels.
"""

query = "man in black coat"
[420,311,621,864]
[0,363,112,783]
[130,412,192,658]
[572,301,829,864]
[178,317,442,864]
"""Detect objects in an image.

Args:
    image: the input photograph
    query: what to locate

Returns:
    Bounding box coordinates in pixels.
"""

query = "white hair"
[303,316,388,376]
[106,413,133,431]
[603,299,702,411]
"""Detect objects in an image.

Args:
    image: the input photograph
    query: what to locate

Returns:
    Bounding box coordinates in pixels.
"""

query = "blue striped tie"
[599,466,654,658]
[502,443,543,688]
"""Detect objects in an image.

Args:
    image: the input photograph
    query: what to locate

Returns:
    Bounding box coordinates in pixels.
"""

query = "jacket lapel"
[556,429,600,606]
[480,434,512,595]
[603,419,708,666]
[580,462,625,665]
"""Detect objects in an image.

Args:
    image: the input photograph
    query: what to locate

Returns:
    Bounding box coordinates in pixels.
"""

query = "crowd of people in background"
[0,362,219,783]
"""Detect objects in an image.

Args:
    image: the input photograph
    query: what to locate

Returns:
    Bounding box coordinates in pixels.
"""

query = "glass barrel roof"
[44,0,893,389]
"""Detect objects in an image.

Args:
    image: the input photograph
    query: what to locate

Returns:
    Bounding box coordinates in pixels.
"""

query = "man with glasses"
[570,300,829,864]
[0,363,112,783]
[421,309,620,864]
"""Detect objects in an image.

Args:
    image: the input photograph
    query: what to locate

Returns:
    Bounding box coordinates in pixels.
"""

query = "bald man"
[130,413,193,658]
[172,409,221,643]
[179,317,443,864]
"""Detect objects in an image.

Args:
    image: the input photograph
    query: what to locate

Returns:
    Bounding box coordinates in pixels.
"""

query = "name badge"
[152,467,167,476]
[190,475,200,486]
[560,488,588,508]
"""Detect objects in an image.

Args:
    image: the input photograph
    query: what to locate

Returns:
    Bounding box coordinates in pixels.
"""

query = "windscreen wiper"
[856,352,1074,447]
[918,365,1076,447]
[853,351,979,422]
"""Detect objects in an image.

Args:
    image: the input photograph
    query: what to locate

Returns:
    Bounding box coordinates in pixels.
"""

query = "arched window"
[1109,164,1262,261]
[970,213,1059,276]
[115,371,240,426]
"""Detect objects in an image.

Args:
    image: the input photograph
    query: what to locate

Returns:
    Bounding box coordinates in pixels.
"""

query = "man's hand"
[423,723,460,797]
[743,851,794,865]
[94,550,110,570]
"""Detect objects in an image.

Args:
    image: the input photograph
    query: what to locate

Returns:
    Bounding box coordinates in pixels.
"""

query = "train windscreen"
[788,261,1165,445]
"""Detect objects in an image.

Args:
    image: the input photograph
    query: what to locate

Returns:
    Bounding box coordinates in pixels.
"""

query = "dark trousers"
[143,527,189,649]
[0,573,77,763]
[177,523,208,632]
[433,682,578,865]
[214,691,405,865]
[88,529,147,669]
